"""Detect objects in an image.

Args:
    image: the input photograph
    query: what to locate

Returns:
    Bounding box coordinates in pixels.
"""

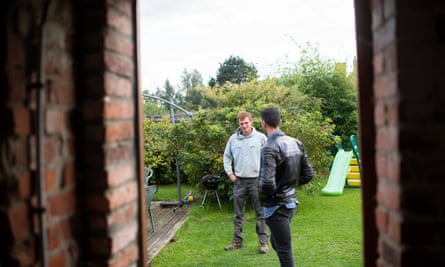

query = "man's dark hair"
[261,107,281,127]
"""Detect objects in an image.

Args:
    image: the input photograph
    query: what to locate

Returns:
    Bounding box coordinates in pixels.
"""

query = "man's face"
[238,117,252,136]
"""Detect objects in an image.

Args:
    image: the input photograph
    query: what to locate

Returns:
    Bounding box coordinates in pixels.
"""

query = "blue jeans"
[232,178,268,244]
[266,205,296,267]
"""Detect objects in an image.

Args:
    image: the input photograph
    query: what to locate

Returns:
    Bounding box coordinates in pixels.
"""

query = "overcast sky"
[139,0,356,91]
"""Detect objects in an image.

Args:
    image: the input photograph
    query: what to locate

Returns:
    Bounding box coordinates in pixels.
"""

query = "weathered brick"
[45,168,58,192]
[8,202,30,238]
[105,29,133,57]
[105,73,132,97]
[107,8,132,35]
[63,161,75,186]
[104,51,134,78]
[110,222,138,253]
[13,107,30,135]
[375,206,388,233]
[109,243,138,267]
[50,189,76,216]
[18,171,32,199]
[104,99,134,120]
[48,249,67,267]
[48,78,75,105]
[44,137,62,164]
[106,163,134,187]
[107,182,138,210]
[105,121,134,142]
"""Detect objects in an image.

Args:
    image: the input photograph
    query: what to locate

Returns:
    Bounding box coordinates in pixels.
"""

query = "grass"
[150,179,363,267]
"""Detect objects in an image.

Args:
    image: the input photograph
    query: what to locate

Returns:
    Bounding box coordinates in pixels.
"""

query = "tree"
[278,45,358,148]
[180,69,203,91]
[155,79,185,108]
[215,55,258,86]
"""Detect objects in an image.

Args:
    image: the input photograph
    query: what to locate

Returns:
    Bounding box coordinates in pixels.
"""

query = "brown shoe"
[259,243,269,254]
[224,242,243,251]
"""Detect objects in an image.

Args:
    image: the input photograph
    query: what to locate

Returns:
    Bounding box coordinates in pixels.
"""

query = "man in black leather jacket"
[258,107,313,267]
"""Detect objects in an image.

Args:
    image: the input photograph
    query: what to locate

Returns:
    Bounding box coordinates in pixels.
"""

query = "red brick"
[45,168,58,192]
[107,182,138,210]
[105,29,133,57]
[374,73,398,100]
[386,153,400,183]
[10,237,36,266]
[47,223,62,251]
[375,152,387,178]
[105,121,134,142]
[110,222,138,253]
[12,137,28,167]
[48,250,67,267]
[105,142,133,165]
[13,107,30,135]
[48,79,75,105]
[104,99,134,120]
[374,102,386,127]
[46,109,67,135]
[104,51,134,78]
[385,98,399,126]
[8,202,30,238]
[105,73,132,97]
[107,203,138,227]
[63,161,75,186]
[108,0,132,16]
[377,181,400,210]
[373,18,396,52]
[6,33,26,102]
[107,8,132,35]
[375,206,388,233]
[376,127,398,151]
[109,244,138,267]
[44,137,62,164]
[388,213,401,243]
[18,171,32,199]
[50,189,76,216]
[106,164,134,187]
[373,52,384,76]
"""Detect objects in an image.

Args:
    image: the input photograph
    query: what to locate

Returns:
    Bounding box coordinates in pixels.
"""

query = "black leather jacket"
[259,130,313,207]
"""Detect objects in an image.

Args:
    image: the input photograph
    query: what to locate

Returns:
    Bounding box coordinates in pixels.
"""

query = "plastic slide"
[321,149,353,196]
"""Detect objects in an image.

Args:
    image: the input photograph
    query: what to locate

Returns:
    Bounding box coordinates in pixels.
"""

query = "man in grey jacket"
[223,111,269,254]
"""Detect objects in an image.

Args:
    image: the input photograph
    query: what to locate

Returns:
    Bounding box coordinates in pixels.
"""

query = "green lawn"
[150,180,363,267]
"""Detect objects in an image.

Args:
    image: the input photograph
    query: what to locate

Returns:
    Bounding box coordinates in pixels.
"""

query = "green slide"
[321,149,353,196]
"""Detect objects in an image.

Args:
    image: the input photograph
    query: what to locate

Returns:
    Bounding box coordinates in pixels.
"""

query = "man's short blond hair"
[237,111,253,121]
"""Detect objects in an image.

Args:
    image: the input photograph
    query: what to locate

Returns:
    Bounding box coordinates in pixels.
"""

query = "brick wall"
[0,1,79,266]
[372,1,445,266]
[0,0,142,266]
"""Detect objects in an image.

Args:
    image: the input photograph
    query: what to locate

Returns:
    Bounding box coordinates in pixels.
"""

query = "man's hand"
[229,173,237,183]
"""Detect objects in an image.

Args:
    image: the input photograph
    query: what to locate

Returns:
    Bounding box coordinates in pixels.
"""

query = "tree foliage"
[144,78,336,197]
[278,45,358,148]
[214,55,258,86]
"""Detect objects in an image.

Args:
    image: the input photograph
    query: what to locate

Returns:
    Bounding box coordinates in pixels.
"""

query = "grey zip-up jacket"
[223,127,267,178]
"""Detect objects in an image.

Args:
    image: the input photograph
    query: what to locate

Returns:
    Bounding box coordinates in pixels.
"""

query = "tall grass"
[150,180,363,267]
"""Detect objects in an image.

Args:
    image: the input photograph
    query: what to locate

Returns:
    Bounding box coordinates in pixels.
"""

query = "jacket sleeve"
[259,146,276,201]
[223,136,233,176]
[298,143,314,186]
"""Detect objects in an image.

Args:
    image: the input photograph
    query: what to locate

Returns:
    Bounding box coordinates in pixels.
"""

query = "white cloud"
[139,0,356,91]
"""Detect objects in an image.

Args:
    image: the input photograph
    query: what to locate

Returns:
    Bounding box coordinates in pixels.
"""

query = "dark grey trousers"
[232,178,268,244]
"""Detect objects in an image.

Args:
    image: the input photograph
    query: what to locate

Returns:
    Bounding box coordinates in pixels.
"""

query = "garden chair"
[144,167,158,232]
